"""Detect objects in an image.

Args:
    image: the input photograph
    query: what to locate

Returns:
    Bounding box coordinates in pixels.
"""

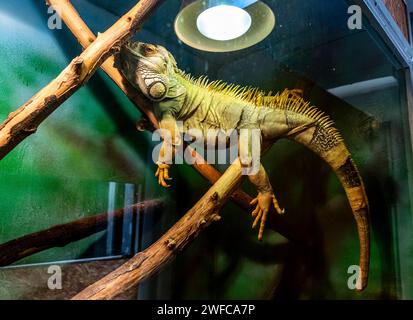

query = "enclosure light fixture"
[196,5,252,41]
[174,0,275,52]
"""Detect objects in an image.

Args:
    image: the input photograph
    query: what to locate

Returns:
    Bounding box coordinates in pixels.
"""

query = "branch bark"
[0,0,165,159]
[47,0,159,129]
[72,160,244,300]
[46,0,297,242]
[0,199,164,266]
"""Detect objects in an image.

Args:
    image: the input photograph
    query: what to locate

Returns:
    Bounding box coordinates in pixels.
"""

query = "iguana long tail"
[290,123,370,291]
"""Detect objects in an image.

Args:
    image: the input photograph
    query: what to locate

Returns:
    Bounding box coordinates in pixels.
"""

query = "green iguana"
[117,41,370,290]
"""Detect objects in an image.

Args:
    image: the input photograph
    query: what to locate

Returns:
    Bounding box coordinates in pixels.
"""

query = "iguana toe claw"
[251,206,260,218]
[272,196,285,215]
[250,191,285,241]
[155,164,171,188]
[251,207,268,241]
[252,209,263,229]
[163,168,172,181]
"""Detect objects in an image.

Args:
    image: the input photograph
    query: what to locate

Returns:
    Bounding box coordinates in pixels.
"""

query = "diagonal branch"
[72,159,244,300]
[0,0,165,159]
[46,0,297,242]
[47,0,159,129]
[0,199,164,266]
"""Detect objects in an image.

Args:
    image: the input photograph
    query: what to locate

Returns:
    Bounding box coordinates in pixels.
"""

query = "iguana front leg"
[155,142,172,187]
[155,115,181,188]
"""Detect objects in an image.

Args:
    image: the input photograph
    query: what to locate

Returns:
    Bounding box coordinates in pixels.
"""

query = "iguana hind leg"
[248,164,285,241]
[238,127,285,240]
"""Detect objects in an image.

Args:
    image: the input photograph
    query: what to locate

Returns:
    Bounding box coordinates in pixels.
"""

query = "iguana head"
[118,41,177,101]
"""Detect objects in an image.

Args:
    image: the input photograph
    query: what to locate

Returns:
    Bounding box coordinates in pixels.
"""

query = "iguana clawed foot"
[155,163,172,188]
[250,191,285,241]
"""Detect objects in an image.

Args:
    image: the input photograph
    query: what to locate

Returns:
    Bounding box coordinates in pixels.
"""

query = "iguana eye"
[144,45,156,54]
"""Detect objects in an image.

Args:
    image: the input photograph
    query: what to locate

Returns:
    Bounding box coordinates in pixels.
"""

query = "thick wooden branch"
[47,0,297,242]
[72,160,244,300]
[47,0,159,129]
[0,0,165,159]
[0,199,163,266]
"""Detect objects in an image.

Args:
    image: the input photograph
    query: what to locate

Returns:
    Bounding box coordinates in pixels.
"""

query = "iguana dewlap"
[117,41,370,291]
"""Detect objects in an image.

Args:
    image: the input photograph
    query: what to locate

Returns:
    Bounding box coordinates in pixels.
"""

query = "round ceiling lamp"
[196,5,252,41]
[174,0,275,52]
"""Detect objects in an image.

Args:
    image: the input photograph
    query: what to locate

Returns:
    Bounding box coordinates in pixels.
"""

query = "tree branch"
[0,199,164,266]
[46,0,297,242]
[0,0,165,159]
[72,160,244,300]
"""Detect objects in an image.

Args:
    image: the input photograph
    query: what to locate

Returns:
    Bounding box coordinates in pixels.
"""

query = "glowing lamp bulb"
[196,5,252,41]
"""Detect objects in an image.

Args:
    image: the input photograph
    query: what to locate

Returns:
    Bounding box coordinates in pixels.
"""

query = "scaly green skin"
[117,41,370,291]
